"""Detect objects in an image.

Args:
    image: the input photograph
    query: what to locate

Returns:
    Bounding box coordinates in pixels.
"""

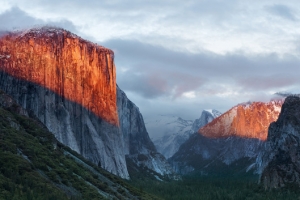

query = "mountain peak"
[199,99,284,140]
[203,109,222,118]
[152,109,221,158]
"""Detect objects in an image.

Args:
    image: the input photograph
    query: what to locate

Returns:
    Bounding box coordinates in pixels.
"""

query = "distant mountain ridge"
[170,99,284,175]
[149,109,221,159]
[199,100,283,140]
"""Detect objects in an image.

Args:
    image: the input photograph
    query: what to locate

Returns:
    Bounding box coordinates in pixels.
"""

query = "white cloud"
[182,91,196,99]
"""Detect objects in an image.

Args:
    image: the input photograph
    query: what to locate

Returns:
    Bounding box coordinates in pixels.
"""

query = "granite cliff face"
[0,27,118,125]
[199,100,283,140]
[170,100,283,175]
[0,27,128,178]
[117,87,175,177]
[0,90,28,116]
[0,27,174,179]
[258,96,300,189]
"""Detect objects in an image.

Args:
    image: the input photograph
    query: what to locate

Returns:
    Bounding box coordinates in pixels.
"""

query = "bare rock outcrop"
[0,27,128,178]
[199,100,283,140]
[258,96,300,189]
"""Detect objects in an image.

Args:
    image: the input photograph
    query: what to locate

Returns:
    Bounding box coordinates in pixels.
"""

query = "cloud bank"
[1,1,300,137]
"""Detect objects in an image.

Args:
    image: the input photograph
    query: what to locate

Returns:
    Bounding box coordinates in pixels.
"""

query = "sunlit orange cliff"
[0,27,118,126]
[199,100,284,140]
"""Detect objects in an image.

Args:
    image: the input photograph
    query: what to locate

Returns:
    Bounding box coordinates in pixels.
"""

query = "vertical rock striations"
[199,100,283,140]
[0,27,129,178]
[170,100,283,175]
[258,96,300,189]
[117,86,175,177]
[0,27,118,125]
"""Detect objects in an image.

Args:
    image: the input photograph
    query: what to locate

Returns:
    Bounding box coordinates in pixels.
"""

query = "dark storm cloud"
[104,39,300,99]
[265,4,296,21]
[0,6,78,33]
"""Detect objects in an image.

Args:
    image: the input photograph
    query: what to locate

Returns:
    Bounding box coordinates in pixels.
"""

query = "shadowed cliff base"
[0,90,159,199]
[169,132,263,175]
[0,26,178,180]
[258,96,300,189]
[0,70,129,179]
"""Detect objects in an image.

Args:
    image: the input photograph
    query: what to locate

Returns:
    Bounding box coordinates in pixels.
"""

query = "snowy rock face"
[151,110,221,159]
[258,96,300,189]
[0,27,129,178]
[117,87,175,177]
[149,116,193,159]
[170,100,284,175]
[199,100,283,140]
[191,109,222,133]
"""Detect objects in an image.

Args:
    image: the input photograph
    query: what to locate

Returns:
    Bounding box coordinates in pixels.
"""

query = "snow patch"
[154,175,163,181]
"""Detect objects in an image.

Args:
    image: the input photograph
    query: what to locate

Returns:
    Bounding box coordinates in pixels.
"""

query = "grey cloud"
[5,0,244,32]
[0,7,43,30]
[0,6,79,34]
[103,39,300,99]
[237,74,299,91]
[117,65,206,99]
[118,69,169,98]
[47,19,78,34]
[265,4,296,21]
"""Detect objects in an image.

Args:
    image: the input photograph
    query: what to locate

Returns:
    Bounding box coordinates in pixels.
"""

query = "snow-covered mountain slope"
[199,100,284,140]
[148,110,221,159]
[170,100,284,175]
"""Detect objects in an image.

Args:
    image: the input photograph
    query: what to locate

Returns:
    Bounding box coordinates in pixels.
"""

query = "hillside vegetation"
[0,91,159,200]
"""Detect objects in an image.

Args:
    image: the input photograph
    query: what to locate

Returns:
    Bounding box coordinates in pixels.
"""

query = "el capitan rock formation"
[258,96,300,189]
[0,27,128,178]
[0,27,118,125]
[0,26,175,179]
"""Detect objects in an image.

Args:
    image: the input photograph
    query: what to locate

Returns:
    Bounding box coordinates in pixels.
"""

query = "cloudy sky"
[1,0,300,137]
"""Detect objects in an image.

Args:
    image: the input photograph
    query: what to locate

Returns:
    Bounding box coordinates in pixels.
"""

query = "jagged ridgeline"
[169,99,284,175]
[258,95,300,189]
[0,90,159,199]
[0,26,175,180]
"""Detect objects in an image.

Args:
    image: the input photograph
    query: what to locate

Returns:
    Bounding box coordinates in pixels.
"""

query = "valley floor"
[128,175,300,200]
